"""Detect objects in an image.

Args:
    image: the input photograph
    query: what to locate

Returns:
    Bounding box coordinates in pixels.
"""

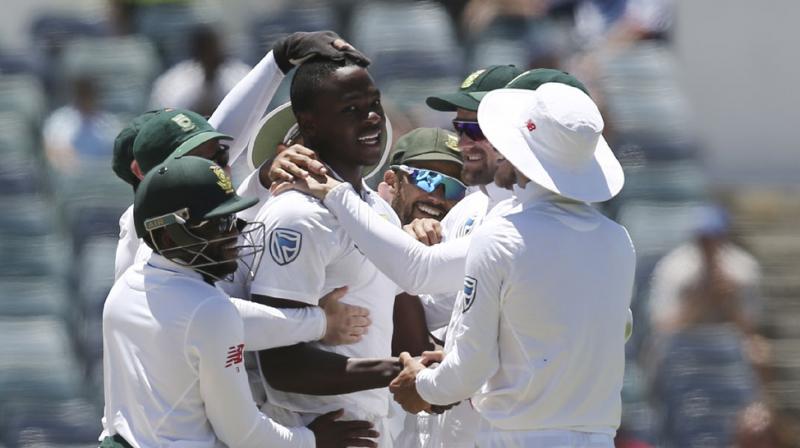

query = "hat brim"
[247,102,393,181]
[401,152,463,167]
[478,89,624,203]
[425,92,480,112]
[173,131,234,158]
[205,194,259,220]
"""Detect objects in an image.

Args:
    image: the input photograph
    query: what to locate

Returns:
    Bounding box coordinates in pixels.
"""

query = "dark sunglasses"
[392,165,467,201]
[190,213,238,234]
[210,143,230,167]
[452,120,486,141]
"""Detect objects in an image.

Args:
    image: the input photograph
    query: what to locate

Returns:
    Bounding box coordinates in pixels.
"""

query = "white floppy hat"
[477,83,624,203]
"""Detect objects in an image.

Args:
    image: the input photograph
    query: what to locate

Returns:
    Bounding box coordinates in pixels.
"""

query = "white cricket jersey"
[421,183,512,331]
[416,182,636,438]
[114,205,138,281]
[251,185,400,418]
[101,254,315,448]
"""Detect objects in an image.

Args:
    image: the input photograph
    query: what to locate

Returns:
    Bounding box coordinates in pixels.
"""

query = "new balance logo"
[225,344,245,367]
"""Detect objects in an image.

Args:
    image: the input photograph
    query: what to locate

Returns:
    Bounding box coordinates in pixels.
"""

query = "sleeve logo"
[225,344,245,367]
[462,276,477,313]
[269,228,302,265]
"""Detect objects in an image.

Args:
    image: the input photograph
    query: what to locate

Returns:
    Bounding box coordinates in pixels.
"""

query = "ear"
[295,111,316,140]
[131,160,145,180]
[383,169,397,191]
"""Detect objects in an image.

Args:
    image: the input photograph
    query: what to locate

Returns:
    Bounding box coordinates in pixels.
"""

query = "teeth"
[418,204,442,217]
[466,156,482,161]
[358,131,381,143]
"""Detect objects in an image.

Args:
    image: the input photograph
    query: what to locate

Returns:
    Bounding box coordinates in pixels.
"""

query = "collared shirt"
[101,254,315,448]
[416,182,636,436]
[251,182,401,418]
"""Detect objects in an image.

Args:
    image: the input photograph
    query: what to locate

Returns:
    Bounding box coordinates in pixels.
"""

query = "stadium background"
[0,0,798,446]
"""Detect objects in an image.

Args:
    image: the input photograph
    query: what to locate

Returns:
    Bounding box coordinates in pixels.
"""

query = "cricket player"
[101,156,378,448]
[389,83,636,447]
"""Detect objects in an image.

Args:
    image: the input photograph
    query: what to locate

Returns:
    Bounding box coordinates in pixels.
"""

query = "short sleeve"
[250,192,344,305]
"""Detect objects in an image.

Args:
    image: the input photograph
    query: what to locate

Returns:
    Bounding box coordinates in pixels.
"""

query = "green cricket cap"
[112,109,162,187]
[468,68,591,103]
[133,108,231,174]
[133,156,257,238]
[390,128,462,167]
[425,65,522,112]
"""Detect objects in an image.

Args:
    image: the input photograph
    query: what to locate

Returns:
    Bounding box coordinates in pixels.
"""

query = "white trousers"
[478,429,614,448]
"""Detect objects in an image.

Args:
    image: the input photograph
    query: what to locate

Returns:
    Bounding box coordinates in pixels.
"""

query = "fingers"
[424,220,442,245]
[318,408,345,422]
[398,352,413,366]
[403,221,431,245]
[347,315,371,329]
[420,350,444,365]
[344,438,378,448]
[321,286,348,304]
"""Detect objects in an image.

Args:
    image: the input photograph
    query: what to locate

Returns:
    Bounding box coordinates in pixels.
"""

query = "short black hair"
[289,56,363,113]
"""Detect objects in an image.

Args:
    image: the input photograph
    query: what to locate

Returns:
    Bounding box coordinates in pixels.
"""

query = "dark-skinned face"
[454,108,500,186]
[300,65,384,168]
[391,160,462,225]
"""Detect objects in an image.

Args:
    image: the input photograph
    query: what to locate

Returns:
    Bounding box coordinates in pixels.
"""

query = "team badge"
[171,113,197,132]
[457,216,476,238]
[269,228,302,265]
[210,165,234,193]
[446,134,459,151]
[462,276,477,313]
[461,69,485,89]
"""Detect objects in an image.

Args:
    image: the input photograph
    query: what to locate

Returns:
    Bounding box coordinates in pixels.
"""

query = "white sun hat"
[477,82,624,203]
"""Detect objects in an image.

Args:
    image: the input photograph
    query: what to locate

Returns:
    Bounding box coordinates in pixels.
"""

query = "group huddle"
[101,31,636,448]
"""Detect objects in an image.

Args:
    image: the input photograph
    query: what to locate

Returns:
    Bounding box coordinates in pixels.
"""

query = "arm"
[189,298,315,448]
[254,294,400,395]
[209,51,283,169]
[231,298,325,351]
[392,293,434,356]
[414,230,504,405]
[323,183,470,295]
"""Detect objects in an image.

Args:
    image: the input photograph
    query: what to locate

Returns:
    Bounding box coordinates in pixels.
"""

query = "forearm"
[324,184,468,295]
[209,51,284,166]
[259,343,401,395]
[231,298,325,350]
[392,293,434,356]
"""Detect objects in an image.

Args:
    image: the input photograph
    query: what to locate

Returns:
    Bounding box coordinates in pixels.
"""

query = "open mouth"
[357,129,381,147]
[416,203,444,218]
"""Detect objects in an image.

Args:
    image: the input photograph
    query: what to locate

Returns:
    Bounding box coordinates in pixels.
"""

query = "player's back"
[102,255,235,447]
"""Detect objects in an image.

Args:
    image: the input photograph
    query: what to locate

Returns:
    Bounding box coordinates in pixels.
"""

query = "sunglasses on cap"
[391,165,467,201]
[452,120,486,142]
[189,213,238,234]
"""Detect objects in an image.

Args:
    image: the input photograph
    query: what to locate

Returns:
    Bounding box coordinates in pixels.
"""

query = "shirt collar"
[147,252,205,281]
[482,181,513,209]
[512,181,561,207]
[326,165,372,201]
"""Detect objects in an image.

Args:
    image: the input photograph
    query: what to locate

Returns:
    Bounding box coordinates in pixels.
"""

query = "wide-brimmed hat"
[477,83,624,203]
[247,101,393,181]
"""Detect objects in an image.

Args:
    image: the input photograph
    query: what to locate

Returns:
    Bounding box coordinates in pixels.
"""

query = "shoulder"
[260,190,335,228]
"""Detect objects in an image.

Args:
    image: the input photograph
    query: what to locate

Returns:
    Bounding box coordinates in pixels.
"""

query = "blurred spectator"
[648,205,763,338]
[149,24,250,116]
[43,75,122,174]
[733,401,787,448]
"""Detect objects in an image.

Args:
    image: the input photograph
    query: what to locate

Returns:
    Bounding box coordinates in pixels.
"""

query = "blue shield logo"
[462,276,477,313]
[269,228,302,266]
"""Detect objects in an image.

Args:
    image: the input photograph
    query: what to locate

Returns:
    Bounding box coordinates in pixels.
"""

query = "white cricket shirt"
[101,254,315,448]
[251,185,401,418]
[416,182,637,437]
[114,205,138,281]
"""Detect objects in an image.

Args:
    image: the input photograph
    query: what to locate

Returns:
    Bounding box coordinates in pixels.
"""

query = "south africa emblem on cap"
[210,165,234,194]
[461,69,485,89]
[446,134,459,151]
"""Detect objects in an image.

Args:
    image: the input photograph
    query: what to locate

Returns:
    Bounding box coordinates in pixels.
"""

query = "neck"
[322,157,363,193]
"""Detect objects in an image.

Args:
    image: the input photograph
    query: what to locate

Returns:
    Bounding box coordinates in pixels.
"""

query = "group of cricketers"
[101,30,636,448]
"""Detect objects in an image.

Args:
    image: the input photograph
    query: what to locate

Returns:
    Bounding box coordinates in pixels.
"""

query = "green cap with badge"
[468,68,591,103]
[425,65,523,112]
[133,109,232,174]
[391,128,462,166]
[112,109,162,187]
[133,156,257,238]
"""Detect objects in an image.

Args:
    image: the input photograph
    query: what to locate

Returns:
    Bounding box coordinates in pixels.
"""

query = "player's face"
[454,108,500,186]
[392,160,463,225]
[188,138,231,176]
[308,66,384,167]
[494,157,517,190]
[188,214,240,278]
